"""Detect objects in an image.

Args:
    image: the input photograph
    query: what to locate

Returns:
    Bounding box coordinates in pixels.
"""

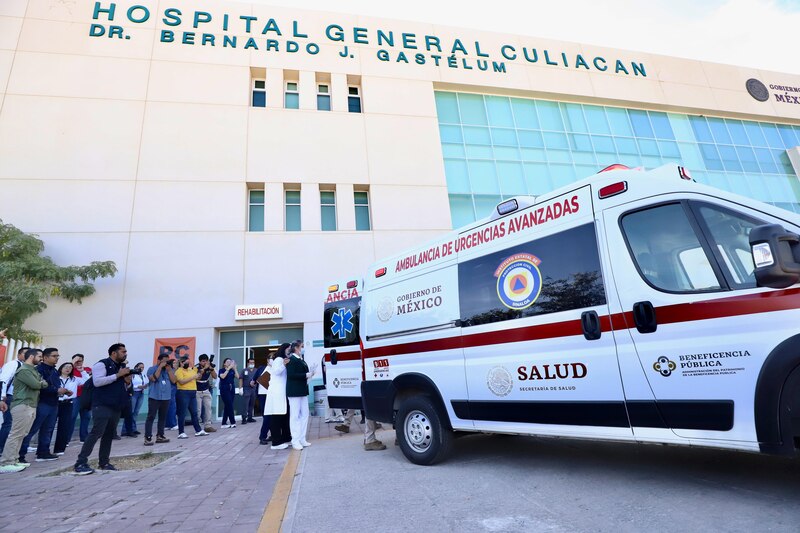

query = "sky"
[250,0,800,75]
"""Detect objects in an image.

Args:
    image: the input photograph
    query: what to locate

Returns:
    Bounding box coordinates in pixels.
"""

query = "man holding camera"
[143,354,175,445]
[195,354,217,433]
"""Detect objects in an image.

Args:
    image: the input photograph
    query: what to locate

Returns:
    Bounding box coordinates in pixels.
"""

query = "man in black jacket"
[19,348,69,462]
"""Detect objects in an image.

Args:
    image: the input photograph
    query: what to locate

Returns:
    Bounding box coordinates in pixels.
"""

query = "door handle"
[580,310,602,340]
[632,301,657,334]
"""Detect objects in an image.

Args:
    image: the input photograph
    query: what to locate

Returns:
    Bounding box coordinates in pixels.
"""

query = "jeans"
[220,392,236,426]
[21,402,58,457]
[71,398,91,442]
[176,390,201,434]
[129,390,145,432]
[120,395,134,435]
[145,398,170,439]
[0,394,13,455]
[76,405,121,467]
[260,414,271,440]
[54,400,75,453]
[166,387,177,427]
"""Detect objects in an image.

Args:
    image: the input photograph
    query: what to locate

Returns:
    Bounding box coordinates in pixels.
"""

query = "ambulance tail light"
[678,166,694,181]
[598,182,628,199]
[375,267,387,278]
[598,163,631,173]
[328,284,339,293]
[346,280,358,289]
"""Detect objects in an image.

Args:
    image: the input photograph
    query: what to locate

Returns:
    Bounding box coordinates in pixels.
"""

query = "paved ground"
[0,415,352,533]
[287,429,800,533]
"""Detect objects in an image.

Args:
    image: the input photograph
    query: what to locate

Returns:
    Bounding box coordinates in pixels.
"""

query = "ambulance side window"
[458,223,606,327]
[621,203,722,293]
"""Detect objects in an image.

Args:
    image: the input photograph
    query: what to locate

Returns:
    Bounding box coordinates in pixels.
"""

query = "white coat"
[263,357,287,415]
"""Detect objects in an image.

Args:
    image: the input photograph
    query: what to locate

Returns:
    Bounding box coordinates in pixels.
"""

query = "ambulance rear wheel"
[397,395,453,465]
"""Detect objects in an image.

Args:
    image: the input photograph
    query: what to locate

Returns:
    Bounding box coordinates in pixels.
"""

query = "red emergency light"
[375,267,387,278]
[346,280,358,289]
[678,166,693,181]
[598,181,628,199]
[598,164,631,173]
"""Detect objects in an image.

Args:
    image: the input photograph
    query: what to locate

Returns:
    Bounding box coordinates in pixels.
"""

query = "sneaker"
[375,422,383,429]
[177,433,188,439]
[230,424,236,428]
[204,426,216,433]
[35,453,59,462]
[334,424,350,434]
[74,463,94,475]
[155,436,170,444]
[15,462,30,467]
[241,420,248,425]
[112,435,121,441]
[300,441,311,447]
[144,437,154,446]
[219,424,230,429]
[364,440,387,451]
[259,439,270,445]
[167,426,178,431]
[247,418,256,423]
[99,463,117,471]
[18,456,26,464]
[27,447,36,453]
[291,443,303,450]
[132,431,141,436]
[271,443,289,450]
[0,464,26,473]
[195,430,208,436]
[55,452,65,456]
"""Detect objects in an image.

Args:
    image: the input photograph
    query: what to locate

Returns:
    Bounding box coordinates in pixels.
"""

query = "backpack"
[80,377,94,411]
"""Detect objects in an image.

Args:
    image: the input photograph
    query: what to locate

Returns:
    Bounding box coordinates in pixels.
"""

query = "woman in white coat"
[263,343,291,450]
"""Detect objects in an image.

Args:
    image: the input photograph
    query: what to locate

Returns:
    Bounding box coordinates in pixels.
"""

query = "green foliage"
[0,219,117,343]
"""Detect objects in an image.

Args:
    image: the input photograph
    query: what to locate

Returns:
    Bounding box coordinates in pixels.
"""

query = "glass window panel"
[658,141,681,158]
[717,145,742,172]
[439,125,463,143]
[285,190,300,203]
[354,192,369,205]
[491,128,517,146]
[468,161,500,193]
[583,105,610,134]
[615,137,639,155]
[764,175,790,202]
[735,146,760,173]
[286,205,301,231]
[548,163,577,188]
[774,150,795,174]
[485,96,514,127]
[678,143,704,169]
[441,144,466,158]
[667,114,695,142]
[649,112,675,140]
[465,145,493,159]
[777,124,799,148]
[574,165,597,180]
[435,92,460,123]
[254,80,265,89]
[746,173,771,202]
[347,96,362,113]
[536,100,564,130]
[690,117,714,143]
[285,92,299,109]
[754,148,778,173]
[458,94,488,125]
[543,132,569,150]
[523,162,552,194]
[463,126,491,145]
[249,190,264,203]
[348,87,360,96]
[572,151,595,165]
[317,94,331,111]
[520,147,547,161]
[493,146,521,161]
[628,110,654,138]
[707,118,732,144]
[517,130,544,148]
[444,159,471,193]
[761,124,783,147]
[706,171,730,191]
[321,205,336,231]
[591,135,616,154]
[497,161,526,196]
[742,121,767,147]
[725,172,751,196]
[606,107,633,136]
[725,120,749,145]
[546,149,572,163]
[286,82,297,91]
[641,155,664,168]
[320,191,335,205]
[637,138,660,156]
[220,330,244,348]
[510,98,538,129]
[248,205,264,232]
[355,206,371,230]
[699,143,724,171]
[616,154,643,168]
[473,195,502,219]
[252,91,266,108]
[563,105,588,133]
[449,195,475,228]
[569,133,593,152]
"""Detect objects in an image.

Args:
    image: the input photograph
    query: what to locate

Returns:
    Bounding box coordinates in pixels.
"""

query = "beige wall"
[1,0,799,362]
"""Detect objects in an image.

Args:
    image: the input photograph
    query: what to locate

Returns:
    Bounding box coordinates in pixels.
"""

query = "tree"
[0,219,117,343]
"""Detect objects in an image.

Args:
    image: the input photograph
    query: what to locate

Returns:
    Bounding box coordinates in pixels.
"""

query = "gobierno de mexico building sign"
[87,2,648,77]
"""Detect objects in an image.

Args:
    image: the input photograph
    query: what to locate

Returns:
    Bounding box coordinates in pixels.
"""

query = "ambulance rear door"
[323,288,363,410]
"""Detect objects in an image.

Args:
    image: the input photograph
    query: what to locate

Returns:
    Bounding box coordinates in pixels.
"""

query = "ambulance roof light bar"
[346,280,358,289]
[598,163,631,173]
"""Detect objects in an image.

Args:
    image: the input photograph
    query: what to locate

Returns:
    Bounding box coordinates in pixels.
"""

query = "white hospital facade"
[1,0,800,368]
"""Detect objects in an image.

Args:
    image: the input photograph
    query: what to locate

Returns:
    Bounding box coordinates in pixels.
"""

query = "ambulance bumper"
[361,380,396,424]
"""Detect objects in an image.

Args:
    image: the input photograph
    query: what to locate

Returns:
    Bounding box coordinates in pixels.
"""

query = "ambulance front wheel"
[397,395,453,465]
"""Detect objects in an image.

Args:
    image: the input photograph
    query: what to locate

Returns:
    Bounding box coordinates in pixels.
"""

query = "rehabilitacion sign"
[235,304,283,320]
[87,2,648,77]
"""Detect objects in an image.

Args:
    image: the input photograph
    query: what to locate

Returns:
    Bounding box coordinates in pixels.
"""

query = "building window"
[285,82,299,109]
[320,191,336,231]
[354,191,370,230]
[317,84,331,111]
[248,190,264,232]
[285,190,301,231]
[252,79,266,108]
[348,86,362,113]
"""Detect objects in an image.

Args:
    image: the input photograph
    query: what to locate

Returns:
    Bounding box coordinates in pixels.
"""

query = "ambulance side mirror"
[749,224,800,289]
[330,349,338,365]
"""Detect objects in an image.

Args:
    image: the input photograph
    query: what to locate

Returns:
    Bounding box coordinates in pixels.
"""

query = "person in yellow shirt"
[174,357,206,439]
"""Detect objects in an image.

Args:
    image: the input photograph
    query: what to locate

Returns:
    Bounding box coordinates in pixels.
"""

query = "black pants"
[53,400,74,453]
[76,405,121,467]
[221,392,236,425]
[269,400,292,445]
[145,398,170,439]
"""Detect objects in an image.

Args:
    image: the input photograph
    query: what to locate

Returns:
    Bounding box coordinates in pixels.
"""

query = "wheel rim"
[404,410,433,453]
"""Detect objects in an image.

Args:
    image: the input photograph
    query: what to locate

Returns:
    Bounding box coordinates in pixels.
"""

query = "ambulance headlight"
[752,242,774,268]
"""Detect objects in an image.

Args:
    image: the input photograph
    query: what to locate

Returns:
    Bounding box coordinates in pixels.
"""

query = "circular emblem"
[653,356,677,377]
[377,298,394,322]
[333,378,340,388]
[487,366,513,397]
[496,254,543,310]
[745,78,769,102]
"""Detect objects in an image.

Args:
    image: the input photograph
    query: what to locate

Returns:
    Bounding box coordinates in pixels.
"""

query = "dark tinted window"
[458,223,606,327]
[323,298,360,348]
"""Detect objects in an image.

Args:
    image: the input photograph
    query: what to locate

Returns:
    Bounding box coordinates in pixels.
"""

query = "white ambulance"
[323,280,364,412]
[355,163,800,465]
